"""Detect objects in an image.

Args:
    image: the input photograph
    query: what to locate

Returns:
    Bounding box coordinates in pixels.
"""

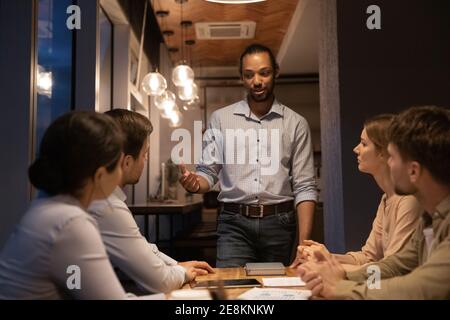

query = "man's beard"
[126,174,141,186]
[249,86,274,102]
[131,177,140,185]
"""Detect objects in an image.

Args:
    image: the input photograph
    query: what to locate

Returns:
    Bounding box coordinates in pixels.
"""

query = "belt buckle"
[246,204,264,218]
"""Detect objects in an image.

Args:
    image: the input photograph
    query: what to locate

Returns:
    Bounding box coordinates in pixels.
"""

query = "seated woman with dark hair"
[0,111,127,299]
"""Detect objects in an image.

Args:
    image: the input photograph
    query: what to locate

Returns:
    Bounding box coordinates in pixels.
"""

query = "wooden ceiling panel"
[150,0,299,67]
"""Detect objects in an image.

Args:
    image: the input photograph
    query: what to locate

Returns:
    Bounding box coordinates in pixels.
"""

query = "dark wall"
[119,0,163,69]
[321,0,450,252]
[0,0,35,248]
[73,0,99,111]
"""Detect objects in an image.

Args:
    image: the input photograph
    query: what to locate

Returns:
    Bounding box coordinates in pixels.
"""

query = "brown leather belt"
[220,201,294,218]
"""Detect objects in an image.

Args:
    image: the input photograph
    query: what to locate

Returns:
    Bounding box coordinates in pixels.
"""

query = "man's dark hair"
[388,105,450,185]
[239,43,279,76]
[105,109,153,159]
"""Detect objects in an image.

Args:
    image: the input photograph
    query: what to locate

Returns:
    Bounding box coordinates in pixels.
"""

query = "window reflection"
[36,0,73,151]
[99,7,113,113]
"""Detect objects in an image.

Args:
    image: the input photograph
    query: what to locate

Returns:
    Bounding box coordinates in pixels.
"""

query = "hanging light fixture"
[167,109,184,127]
[172,64,194,87]
[140,2,168,97]
[161,106,178,119]
[161,103,179,123]
[155,90,177,113]
[178,82,198,101]
[142,72,167,96]
[160,99,177,115]
[182,95,200,111]
[177,38,198,101]
[172,0,195,87]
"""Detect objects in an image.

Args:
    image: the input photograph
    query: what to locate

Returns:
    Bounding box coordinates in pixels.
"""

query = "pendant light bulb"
[172,64,194,87]
[142,72,167,96]
[178,82,198,101]
[155,90,176,112]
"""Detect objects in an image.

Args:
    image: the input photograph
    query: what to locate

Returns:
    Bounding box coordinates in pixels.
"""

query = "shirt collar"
[435,194,450,219]
[233,98,284,119]
[421,194,450,227]
[111,186,127,202]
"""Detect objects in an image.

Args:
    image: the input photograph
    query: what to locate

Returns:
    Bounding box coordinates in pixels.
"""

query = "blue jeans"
[216,208,297,267]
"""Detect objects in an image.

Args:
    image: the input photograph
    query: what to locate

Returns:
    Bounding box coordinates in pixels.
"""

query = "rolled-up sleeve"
[196,111,223,188]
[335,236,450,299]
[332,226,450,299]
[291,117,318,207]
[345,227,421,283]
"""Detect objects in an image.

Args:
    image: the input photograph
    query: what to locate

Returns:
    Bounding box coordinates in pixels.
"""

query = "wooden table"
[129,201,203,254]
[178,267,305,300]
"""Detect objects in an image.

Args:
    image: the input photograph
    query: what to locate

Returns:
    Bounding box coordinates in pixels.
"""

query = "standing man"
[298,106,450,299]
[89,109,213,294]
[179,44,318,267]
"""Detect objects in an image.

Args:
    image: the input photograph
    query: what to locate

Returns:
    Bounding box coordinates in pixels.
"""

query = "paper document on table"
[262,277,305,287]
[238,288,311,300]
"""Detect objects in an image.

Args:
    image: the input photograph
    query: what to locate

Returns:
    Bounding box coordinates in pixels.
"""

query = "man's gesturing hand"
[178,163,201,193]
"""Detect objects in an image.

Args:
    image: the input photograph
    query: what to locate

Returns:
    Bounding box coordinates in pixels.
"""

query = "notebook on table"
[244,262,286,276]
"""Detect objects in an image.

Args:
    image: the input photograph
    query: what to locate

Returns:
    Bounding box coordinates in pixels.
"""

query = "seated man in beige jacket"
[298,106,450,299]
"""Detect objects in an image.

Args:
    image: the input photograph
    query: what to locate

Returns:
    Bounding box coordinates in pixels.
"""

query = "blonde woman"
[291,114,422,269]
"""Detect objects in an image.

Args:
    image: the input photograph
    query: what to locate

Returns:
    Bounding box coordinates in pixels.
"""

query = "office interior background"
[0,0,449,264]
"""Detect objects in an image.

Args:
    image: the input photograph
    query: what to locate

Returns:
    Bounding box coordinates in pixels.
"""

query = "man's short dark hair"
[389,105,450,185]
[105,109,153,159]
[239,43,279,76]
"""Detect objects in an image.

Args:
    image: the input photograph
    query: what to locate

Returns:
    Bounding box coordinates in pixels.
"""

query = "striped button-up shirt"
[196,98,317,207]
